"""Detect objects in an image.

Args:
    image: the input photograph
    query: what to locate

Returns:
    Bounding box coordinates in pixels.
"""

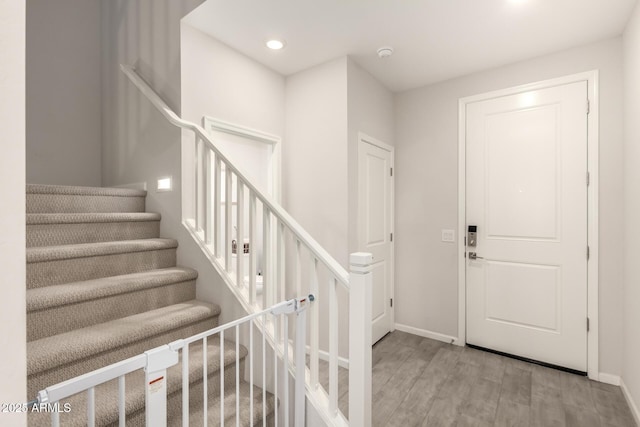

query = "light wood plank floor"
[317,331,637,427]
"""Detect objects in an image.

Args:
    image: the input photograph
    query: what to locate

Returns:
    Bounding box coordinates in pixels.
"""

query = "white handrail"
[120,64,349,287]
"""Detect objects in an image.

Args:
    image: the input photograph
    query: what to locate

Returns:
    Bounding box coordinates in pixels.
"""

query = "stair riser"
[28,280,196,341]
[27,194,145,214]
[28,316,218,397]
[27,249,176,289]
[26,221,160,247]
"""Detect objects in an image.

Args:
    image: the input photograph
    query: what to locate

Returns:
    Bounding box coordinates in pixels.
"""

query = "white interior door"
[204,117,281,286]
[465,81,588,372]
[358,136,394,344]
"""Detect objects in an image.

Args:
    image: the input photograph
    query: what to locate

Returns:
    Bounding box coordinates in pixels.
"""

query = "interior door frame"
[203,116,282,297]
[357,132,395,336]
[203,116,282,203]
[457,71,600,380]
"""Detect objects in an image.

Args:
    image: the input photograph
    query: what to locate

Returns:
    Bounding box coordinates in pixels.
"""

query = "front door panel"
[466,81,588,371]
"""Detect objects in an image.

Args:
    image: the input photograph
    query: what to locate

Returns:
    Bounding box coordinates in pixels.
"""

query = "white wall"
[283,56,394,279]
[181,24,284,137]
[623,3,640,421]
[347,59,395,146]
[180,23,286,307]
[347,58,395,254]
[26,0,102,186]
[284,58,349,361]
[282,57,394,360]
[284,58,349,267]
[101,0,193,226]
[101,0,252,326]
[0,0,27,424]
[395,37,624,377]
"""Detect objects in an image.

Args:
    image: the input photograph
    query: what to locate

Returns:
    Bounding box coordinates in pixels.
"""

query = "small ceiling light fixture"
[266,39,286,50]
[377,46,394,59]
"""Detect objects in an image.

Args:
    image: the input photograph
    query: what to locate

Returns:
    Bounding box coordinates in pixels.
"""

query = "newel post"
[348,252,373,427]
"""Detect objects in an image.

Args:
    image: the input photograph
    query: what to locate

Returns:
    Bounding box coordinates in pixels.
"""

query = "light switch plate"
[442,229,455,242]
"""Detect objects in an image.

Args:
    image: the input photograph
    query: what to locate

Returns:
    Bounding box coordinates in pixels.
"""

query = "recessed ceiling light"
[266,39,286,50]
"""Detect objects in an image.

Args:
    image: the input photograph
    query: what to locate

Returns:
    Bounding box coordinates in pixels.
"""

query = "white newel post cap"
[349,252,373,273]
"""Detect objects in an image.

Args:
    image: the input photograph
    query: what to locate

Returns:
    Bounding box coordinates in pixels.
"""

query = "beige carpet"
[26,184,275,426]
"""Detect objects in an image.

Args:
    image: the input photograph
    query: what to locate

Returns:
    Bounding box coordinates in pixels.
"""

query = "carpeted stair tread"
[26,213,162,247]
[27,267,198,312]
[27,238,178,263]
[27,184,146,197]
[27,268,198,341]
[27,184,146,213]
[28,300,221,376]
[26,212,160,224]
[28,340,250,427]
[27,242,178,289]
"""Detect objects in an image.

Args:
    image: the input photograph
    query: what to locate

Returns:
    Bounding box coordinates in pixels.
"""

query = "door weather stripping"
[587,318,590,332]
[587,100,590,115]
[587,172,590,186]
[587,246,590,260]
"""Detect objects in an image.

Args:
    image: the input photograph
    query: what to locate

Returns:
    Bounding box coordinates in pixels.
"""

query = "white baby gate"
[32,296,311,427]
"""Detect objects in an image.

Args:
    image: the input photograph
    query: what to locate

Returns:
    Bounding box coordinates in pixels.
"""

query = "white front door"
[465,81,588,372]
[358,135,394,344]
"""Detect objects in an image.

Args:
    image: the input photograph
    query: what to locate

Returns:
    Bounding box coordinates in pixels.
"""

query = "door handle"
[468,252,484,260]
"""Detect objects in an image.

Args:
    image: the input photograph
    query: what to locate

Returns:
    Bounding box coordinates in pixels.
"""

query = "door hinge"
[390,298,393,308]
[587,100,590,115]
[390,232,393,242]
[390,167,393,177]
[587,245,590,260]
[587,317,590,332]
[587,172,590,186]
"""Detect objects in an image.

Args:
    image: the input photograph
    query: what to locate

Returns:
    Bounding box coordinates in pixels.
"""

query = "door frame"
[203,116,282,296]
[357,132,395,336]
[457,71,600,380]
[203,116,282,203]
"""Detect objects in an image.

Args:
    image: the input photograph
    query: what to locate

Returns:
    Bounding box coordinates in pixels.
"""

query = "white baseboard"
[598,372,621,386]
[621,378,640,426]
[394,323,460,346]
[301,344,349,370]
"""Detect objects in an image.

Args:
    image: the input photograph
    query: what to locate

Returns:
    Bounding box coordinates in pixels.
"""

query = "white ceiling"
[184,0,637,92]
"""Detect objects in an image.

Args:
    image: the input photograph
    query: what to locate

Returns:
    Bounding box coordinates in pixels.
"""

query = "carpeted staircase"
[26,184,275,426]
